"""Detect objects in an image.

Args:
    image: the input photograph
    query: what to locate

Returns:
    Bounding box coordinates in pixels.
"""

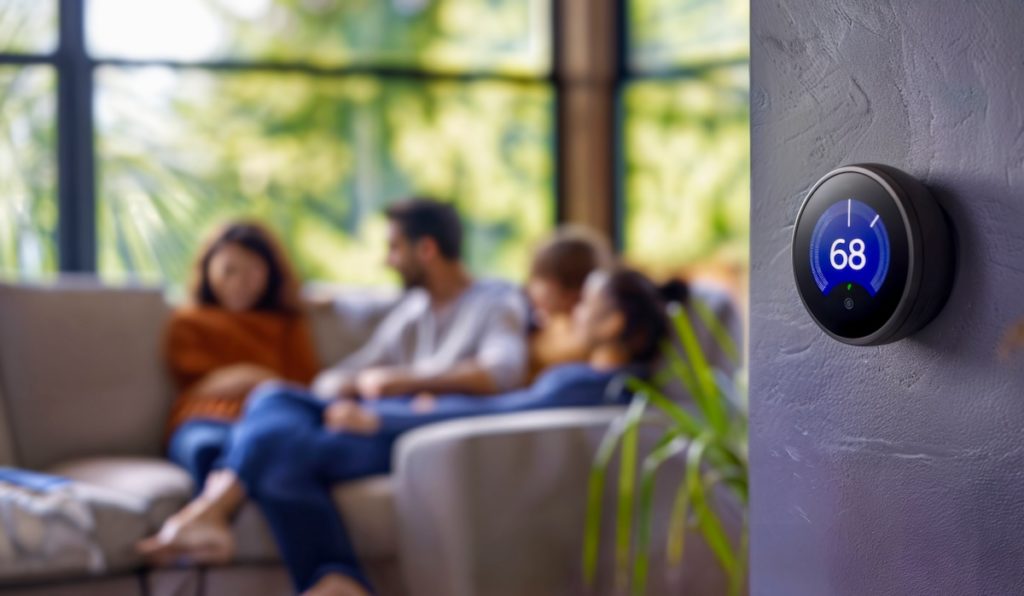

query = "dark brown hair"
[189,221,302,314]
[530,226,614,292]
[385,197,463,260]
[601,268,689,364]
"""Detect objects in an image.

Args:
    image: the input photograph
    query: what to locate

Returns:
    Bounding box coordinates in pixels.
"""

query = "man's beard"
[400,267,426,290]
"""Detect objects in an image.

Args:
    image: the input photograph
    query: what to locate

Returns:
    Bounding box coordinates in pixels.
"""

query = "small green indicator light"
[847,283,852,291]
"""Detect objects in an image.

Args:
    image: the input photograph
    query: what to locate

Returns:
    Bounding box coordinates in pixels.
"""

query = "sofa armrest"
[393,407,738,596]
[392,407,625,596]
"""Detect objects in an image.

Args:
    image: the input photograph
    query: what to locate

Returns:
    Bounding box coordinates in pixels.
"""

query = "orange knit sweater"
[164,307,320,433]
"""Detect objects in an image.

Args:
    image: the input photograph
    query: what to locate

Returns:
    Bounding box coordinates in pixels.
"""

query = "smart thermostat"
[792,164,954,345]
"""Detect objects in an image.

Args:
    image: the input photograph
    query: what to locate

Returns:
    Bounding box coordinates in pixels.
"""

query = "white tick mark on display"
[870,214,880,228]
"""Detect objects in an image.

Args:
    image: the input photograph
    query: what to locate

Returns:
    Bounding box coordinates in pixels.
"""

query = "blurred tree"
[96,70,553,287]
[88,0,554,288]
[0,67,57,279]
[622,67,749,278]
[623,0,749,289]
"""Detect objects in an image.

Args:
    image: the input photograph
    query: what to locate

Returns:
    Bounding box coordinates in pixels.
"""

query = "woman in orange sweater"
[164,221,320,491]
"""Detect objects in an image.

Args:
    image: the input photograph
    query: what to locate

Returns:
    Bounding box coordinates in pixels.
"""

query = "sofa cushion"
[333,475,398,560]
[0,384,17,467]
[304,286,398,367]
[0,280,173,470]
[47,457,193,529]
[0,575,143,596]
[231,475,397,564]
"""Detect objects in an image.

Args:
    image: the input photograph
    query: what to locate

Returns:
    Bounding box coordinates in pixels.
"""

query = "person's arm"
[311,295,417,400]
[325,386,535,435]
[352,290,530,399]
[189,363,278,397]
[352,360,503,400]
[326,366,608,436]
[467,289,530,392]
[165,315,277,398]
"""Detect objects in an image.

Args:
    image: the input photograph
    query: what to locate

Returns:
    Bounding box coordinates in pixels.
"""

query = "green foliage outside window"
[622,68,749,277]
[624,0,750,281]
[95,68,553,287]
[0,0,56,54]
[88,0,550,74]
[0,66,57,279]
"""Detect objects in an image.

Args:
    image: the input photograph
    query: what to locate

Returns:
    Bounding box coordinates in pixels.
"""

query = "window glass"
[0,0,58,55]
[95,67,554,286]
[88,0,551,75]
[622,67,749,279]
[0,66,57,279]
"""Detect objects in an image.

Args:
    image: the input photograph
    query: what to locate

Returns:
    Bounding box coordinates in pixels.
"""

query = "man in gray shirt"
[313,198,529,401]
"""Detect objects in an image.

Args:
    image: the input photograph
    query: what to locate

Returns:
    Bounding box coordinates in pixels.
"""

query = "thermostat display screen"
[792,171,910,341]
[809,199,891,297]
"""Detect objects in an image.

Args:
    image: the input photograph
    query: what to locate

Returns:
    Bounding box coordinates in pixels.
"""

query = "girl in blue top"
[141,267,684,596]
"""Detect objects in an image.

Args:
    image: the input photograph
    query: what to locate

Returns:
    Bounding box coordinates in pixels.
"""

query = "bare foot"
[302,573,370,596]
[136,498,236,566]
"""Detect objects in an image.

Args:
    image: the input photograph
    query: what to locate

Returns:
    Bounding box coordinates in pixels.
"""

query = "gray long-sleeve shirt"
[313,279,529,396]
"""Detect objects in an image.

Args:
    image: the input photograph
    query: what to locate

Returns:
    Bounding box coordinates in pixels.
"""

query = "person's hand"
[354,367,415,400]
[312,370,358,401]
[323,401,382,435]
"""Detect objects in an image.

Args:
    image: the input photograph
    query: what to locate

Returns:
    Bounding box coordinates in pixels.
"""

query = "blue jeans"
[223,384,392,593]
[167,419,233,493]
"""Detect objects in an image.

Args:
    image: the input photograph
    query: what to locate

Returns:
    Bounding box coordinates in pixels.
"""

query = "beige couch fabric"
[229,475,398,564]
[47,457,193,530]
[0,281,172,470]
[0,575,142,596]
[394,407,738,596]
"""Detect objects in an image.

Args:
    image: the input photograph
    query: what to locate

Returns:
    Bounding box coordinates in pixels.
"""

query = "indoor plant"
[583,299,748,596]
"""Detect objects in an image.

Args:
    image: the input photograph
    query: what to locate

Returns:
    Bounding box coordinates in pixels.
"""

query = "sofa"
[0,278,737,596]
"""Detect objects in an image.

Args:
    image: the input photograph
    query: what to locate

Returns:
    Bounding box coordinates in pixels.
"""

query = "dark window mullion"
[551,0,566,224]
[56,0,95,273]
[0,54,55,65]
[611,0,628,251]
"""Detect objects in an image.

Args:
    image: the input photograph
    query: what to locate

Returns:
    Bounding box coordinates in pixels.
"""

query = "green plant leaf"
[693,298,740,364]
[627,376,701,437]
[583,410,630,586]
[686,433,738,576]
[583,394,650,588]
[666,461,692,567]
[615,393,649,594]
[670,304,729,435]
[634,433,689,596]
[665,341,701,399]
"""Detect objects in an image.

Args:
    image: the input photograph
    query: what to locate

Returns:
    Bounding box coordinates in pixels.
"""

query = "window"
[1,0,554,286]
[0,1,58,279]
[621,0,749,289]
[2,0,751,292]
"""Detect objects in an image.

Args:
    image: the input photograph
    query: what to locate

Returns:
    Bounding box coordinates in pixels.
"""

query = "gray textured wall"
[750,2,1024,594]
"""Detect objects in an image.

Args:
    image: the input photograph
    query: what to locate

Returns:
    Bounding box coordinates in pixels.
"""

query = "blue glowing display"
[809,198,890,296]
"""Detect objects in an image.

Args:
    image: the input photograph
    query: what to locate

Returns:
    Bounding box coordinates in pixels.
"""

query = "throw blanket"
[0,468,105,573]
